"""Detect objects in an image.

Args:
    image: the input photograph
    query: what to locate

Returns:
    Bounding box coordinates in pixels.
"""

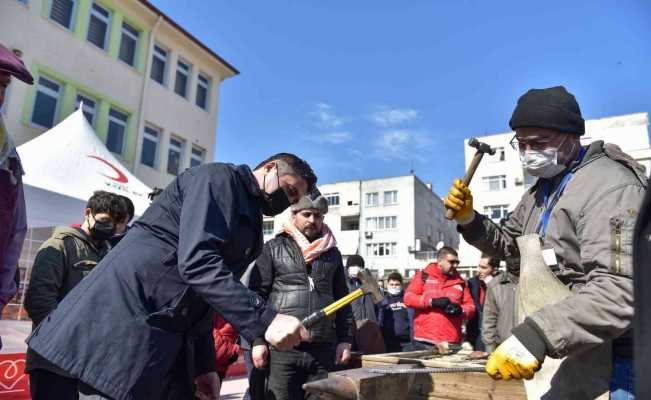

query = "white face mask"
[348,266,361,279]
[519,148,566,178]
[387,288,402,296]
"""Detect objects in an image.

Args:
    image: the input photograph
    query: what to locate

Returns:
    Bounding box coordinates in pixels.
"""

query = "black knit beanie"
[509,86,585,136]
[346,254,365,268]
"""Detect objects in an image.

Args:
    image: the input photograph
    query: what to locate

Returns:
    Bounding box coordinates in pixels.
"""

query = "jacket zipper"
[611,217,622,274]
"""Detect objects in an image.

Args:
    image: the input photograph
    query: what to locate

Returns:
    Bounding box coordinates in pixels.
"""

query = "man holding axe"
[444,86,645,399]
[249,189,383,399]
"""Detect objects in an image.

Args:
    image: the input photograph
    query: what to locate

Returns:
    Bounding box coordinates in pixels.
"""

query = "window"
[190,146,205,168]
[87,3,110,50]
[325,193,340,206]
[483,175,507,191]
[106,108,128,155]
[366,216,397,231]
[31,76,62,128]
[140,125,160,168]
[196,73,210,109]
[150,44,167,85]
[263,220,274,235]
[366,192,378,207]
[174,59,191,98]
[484,205,509,222]
[366,242,397,257]
[383,190,398,205]
[167,136,184,175]
[490,147,505,162]
[76,94,96,126]
[119,22,139,67]
[49,0,75,30]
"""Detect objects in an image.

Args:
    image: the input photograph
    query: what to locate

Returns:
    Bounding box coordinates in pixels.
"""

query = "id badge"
[541,246,558,266]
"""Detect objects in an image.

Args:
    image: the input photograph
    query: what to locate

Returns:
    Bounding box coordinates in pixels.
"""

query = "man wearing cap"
[248,189,353,400]
[0,44,33,316]
[444,86,645,398]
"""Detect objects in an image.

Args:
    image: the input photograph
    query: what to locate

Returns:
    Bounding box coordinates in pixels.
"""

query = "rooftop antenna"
[410,161,414,175]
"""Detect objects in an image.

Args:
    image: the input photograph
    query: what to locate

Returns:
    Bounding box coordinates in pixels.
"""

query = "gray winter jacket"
[460,141,646,399]
[482,271,518,353]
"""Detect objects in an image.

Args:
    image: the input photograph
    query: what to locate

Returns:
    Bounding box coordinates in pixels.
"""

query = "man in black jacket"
[465,254,499,352]
[249,189,353,400]
[26,154,316,400]
[377,272,414,352]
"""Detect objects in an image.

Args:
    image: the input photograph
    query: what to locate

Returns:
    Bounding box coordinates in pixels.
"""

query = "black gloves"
[430,297,451,309]
[444,303,463,316]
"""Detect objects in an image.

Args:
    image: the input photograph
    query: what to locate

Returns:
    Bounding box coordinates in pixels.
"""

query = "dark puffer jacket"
[249,232,353,345]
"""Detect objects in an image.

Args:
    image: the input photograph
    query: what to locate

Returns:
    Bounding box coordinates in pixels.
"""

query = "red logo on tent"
[87,155,129,183]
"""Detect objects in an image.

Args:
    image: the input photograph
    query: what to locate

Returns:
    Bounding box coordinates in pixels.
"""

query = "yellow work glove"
[443,178,475,225]
[485,336,541,380]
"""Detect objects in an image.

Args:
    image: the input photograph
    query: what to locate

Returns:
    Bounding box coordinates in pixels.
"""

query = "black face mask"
[261,170,291,216]
[89,215,116,242]
[261,187,290,216]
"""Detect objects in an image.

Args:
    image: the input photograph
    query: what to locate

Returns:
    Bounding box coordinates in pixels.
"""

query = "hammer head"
[468,137,496,156]
[357,269,384,304]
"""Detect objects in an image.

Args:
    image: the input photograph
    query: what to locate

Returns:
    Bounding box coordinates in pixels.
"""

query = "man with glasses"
[404,246,475,351]
[444,86,645,399]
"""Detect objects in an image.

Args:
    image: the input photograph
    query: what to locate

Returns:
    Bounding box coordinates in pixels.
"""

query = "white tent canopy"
[17,108,152,228]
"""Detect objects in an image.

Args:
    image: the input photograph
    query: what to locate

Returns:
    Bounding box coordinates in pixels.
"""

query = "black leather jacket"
[249,232,353,344]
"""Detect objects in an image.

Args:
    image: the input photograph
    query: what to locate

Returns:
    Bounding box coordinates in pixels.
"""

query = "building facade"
[1,0,237,320]
[1,0,237,189]
[263,174,459,280]
[458,112,651,274]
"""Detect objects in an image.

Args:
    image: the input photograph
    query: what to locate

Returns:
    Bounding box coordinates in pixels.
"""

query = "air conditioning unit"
[514,177,523,186]
[364,232,373,239]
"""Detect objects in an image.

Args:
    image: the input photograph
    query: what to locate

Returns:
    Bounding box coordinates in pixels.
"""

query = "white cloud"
[373,129,434,161]
[311,103,344,129]
[312,131,352,145]
[371,107,419,126]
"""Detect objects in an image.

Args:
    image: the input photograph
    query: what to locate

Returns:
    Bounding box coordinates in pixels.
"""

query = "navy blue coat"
[377,291,414,343]
[27,163,277,400]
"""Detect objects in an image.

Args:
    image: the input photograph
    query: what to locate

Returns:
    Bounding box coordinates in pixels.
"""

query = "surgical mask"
[387,288,402,296]
[261,167,290,217]
[519,148,565,178]
[88,215,116,241]
[348,266,361,279]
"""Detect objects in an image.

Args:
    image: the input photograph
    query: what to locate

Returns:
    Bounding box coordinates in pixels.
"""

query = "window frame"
[174,58,192,99]
[324,193,340,207]
[150,43,169,86]
[106,108,128,156]
[75,93,97,127]
[262,220,274,236]
[30,76,63,129]
[167,135,185,176]
[483,204,510,222]
[118,20,140,67]
[195,72,210,110]
[86,2,112,51]
[49,0,78,31]
[383,190,398,205]
[140,125,161,169]
[365,192,379,207]
[190,145,205,168]
[483,175,507,191]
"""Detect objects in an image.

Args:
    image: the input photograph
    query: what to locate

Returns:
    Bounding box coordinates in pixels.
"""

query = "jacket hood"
[53,225,94,245]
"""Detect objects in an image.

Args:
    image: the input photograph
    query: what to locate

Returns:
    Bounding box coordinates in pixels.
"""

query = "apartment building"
[458,112,651,274]
[1,0,238,189]
[262,174,459,279]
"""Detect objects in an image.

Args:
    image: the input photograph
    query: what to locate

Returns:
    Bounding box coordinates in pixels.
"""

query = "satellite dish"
[436,241,445,250]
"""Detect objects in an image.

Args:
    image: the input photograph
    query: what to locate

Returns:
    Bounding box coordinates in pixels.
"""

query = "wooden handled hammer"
[445,138,496,220]
[302,268,384,329]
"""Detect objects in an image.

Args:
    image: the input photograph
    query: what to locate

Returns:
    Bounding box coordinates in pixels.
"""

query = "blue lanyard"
[537,147,587,240]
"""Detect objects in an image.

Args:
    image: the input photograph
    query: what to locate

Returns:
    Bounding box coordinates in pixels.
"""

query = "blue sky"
[152,0,650,196]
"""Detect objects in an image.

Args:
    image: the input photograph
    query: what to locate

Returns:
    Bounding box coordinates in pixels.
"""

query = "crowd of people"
[0,42,648,400]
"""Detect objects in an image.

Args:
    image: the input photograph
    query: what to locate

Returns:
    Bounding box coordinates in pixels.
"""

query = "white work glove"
[252,344,269,369]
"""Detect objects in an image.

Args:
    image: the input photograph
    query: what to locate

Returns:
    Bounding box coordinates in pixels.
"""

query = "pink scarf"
[283,221,337,263]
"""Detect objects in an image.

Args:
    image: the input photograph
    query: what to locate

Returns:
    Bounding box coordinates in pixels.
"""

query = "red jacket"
[213,313,240,375]
[404,263,475,344]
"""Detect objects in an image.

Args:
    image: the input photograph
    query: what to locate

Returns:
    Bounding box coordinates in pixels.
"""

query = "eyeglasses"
[448,260,460,265]
[509,134,558,151]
